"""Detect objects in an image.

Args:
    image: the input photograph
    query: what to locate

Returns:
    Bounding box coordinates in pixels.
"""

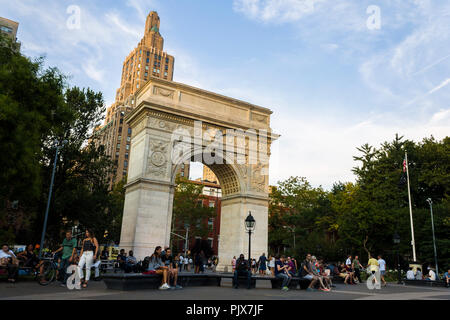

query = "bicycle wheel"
[38,261,56,286]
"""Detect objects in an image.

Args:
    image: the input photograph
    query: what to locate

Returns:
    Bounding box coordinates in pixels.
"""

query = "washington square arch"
[119,77,278,271]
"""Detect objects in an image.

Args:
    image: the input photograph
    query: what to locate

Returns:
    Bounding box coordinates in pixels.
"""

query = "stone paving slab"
[0,280,449,300]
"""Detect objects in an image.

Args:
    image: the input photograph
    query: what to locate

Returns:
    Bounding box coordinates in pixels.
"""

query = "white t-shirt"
[0,250,16,259]
[428,270,436,281]
[345,258,352,266]
[406,270,415,280]
[378,259,386,271]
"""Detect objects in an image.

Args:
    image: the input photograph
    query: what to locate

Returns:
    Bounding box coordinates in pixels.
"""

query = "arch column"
[216,195,269,272]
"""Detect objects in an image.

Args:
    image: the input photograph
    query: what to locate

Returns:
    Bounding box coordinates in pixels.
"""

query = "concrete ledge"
[404,279,446,287]
[102,273,343,291]
[103,273,222,291]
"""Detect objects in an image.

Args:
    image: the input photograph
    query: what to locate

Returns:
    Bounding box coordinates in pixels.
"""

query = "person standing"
[377,255,387,287]
[346,255,352,268]
[231,256,236,272]
[77,229,99,288]
[53,230,77,286]
[258,253,267,275]
[268,255,275,276]
[352,255,363,284]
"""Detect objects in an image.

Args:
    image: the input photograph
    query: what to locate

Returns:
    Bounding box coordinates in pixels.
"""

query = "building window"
[116,152,119,158]
[128,128,132,135]
[118,127,122,133]
[123,170,127,176]
[166,57,169,63]
[118,135,122,141]
[120,118,123,124]
[117,143,120,149]
[146,58,149,63]
[0,26,13,33]
[125,153,129,159]
[164,72,168,76]
[144,72,148,77]
[145,66,149,70]
[207,238,213,248]
[209,201,215,208]
[124,160,128,168]
[127,136,131,142]
[126,144,130,150]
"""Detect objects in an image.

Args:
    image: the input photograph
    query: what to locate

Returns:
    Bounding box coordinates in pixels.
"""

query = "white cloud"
[82,59,105,83]
[233,0,319,23]
[428,78,450,95]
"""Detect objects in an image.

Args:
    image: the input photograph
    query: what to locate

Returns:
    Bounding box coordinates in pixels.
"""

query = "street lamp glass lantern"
[245,212,256,232]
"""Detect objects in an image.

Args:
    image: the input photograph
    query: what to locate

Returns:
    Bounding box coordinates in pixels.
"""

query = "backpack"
[141,256,150,271]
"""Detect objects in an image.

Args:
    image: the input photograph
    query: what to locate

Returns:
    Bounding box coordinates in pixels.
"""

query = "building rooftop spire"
[145,11,160,35]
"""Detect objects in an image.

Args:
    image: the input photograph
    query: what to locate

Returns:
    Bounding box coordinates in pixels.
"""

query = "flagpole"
[405,151,417,262]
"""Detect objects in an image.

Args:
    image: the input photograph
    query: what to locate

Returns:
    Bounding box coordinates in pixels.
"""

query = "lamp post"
[393,232,402,284]
[245,212,256,265]
[39,139,67,259]
[283,225,296,250]
[426,198,439,277]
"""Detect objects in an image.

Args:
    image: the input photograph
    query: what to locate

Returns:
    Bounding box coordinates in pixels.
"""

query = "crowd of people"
[229,252,444,291]
[3,233,450,291]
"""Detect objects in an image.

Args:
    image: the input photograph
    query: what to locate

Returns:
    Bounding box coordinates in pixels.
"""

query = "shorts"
[303,274,313,280]
[259,265,266,271]
[380,270,386,276]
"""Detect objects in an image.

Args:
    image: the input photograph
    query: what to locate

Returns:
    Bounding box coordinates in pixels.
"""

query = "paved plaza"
[1,279,449,300]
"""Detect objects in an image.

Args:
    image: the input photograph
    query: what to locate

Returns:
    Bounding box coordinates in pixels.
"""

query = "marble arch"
[119,77,278,271]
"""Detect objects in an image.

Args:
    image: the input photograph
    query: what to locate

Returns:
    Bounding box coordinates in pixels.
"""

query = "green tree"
[0,33,121,246]
[171,178,216,248]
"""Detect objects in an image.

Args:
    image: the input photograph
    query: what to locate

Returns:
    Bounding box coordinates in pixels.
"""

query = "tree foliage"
[0,34,124,246]
[172,177,216,244]
[269,134,450,268]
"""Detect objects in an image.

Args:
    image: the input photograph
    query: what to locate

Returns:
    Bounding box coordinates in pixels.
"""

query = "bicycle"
[32,253,58,286]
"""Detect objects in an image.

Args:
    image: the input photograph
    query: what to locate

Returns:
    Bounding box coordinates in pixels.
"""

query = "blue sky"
[3,0,450,189]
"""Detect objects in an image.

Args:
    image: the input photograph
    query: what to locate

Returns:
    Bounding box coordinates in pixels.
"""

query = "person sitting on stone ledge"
[415,267,423,280]
[406,267,415,280]
[0,244,19,283]
[444,268,450,287]
[275,255,291,291]
[125,250,138,273]
[162,248,182,289]
[116,249,127,271]
[145,246,170,290]
[233,253,252,289]
[425,266,437,281]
